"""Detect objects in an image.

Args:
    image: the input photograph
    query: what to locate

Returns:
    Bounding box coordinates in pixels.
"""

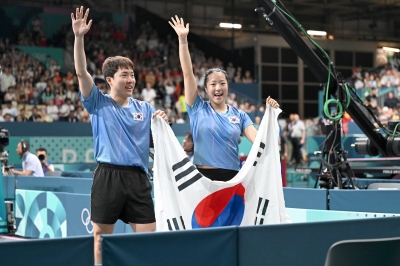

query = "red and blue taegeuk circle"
[191,183,245,228]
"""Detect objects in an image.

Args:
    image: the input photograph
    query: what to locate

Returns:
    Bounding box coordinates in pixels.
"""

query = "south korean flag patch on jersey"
[133,113,144,121]
[229,116,240,124]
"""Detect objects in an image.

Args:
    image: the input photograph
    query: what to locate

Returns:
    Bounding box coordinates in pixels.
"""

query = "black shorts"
[91,163,155,224]
[197,168,239,182]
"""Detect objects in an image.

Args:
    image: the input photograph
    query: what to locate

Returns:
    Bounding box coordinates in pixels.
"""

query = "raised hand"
[71,6,92,37]
[152,110,169,123]
[168,15,189,37]
[267,96,280,108]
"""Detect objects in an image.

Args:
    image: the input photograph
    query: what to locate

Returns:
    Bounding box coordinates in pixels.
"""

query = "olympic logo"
[81,208,93,234]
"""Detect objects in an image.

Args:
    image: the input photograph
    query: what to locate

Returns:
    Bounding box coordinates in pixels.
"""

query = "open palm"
[71,6,92,37]
[169,15,189,37]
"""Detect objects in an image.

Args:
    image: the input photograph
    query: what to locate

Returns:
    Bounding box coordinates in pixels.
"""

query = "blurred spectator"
[3,101,17,118]
[59,98,74,121]
[194,69,205,89]
[145,70,156,87]
[226,62,235,82]
[365,87,378,104]
[39,108,52,122]
[54,93,64,107]
[67,110,79,122]
[0,67,16,100]
[177,90,188,122]
[65,85,78,103]
[28,106,40,122]
[233,67,242,83]
[29,86,41,105]
[379,106,392,121]
[154,77,165,107]
[35,76,47,94]
[16,85,29,104]
[366,73,378,88]
[164,76,175,108]
[353,74,364,89]
[383,92,400,109]
[242,70,254,83]
[289,113,306,167]
[226,93,238,108]
[367,99,380,119]
[4,86,16,103]
[16,108,28,122]
[141,82,157,107]
[41,86,55,105]
[254,116,261,130]
[3,113,13,122]
[64,71,74,86]
[75,106,89,122]
[380,69,398,87]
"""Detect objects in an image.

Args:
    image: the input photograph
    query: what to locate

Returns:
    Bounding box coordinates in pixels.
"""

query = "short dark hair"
[204,68,228,88]
[185,131,193,142]
[36,147,47,154]
[102,56,134,85]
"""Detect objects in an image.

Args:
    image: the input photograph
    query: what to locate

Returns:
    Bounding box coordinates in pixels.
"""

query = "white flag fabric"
[152,105,291,231]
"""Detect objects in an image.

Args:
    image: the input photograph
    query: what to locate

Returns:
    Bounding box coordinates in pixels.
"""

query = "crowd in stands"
[1,11,400,127]
[0,15,260,123]
[349,63,400,123]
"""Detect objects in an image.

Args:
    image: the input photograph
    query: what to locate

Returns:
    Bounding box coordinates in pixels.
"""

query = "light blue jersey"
[79,84,155,172]
[187,95,253,171]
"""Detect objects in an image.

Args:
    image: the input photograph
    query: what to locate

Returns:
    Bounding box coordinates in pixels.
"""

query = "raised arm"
[169,16,197,107]
[71,6,93,98]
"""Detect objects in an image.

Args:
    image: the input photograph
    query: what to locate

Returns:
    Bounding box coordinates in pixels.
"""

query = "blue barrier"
[330,190,400,213]
[61,171,94,178]
[101,227,238,266]
[283,187,327,210]
[237,216,400,266]
[15,189,126,238]
[16,176,92,194]
[2,175,14,200]
[0,235,93,265]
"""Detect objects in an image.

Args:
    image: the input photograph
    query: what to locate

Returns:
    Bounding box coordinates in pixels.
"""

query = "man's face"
[16,142,23,156]
[107,67,135,98]
[182,135,194,152]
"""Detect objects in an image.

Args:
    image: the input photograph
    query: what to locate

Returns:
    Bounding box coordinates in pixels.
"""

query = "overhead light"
[328,35,334,40]
[219,23,242,29]
[307,30,327,36]
[382,47,400,52]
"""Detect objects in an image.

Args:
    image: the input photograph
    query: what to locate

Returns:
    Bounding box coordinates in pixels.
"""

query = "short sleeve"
[186,95,206,116]
[240,111,254,132]
[79,84,99,113]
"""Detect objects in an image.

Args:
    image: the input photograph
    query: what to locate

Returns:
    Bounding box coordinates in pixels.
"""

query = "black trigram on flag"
[255,197,269,225]
[172,157,203,191]
[253,142,266,166]
[167,216,186,231]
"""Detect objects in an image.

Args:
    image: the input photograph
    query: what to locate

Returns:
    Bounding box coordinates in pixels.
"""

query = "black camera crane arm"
[252,0,389,156]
